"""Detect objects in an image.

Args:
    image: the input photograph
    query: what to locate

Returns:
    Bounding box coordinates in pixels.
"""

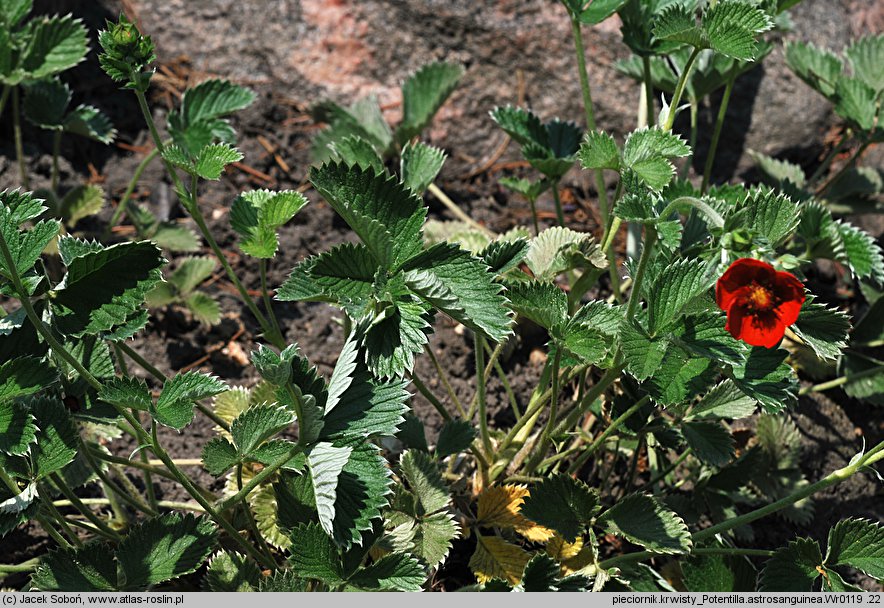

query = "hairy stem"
[701,65,738,193]
[798,365,884,396]
[640,447,693,491]
[475,335,494,456]
[525,348,562,474]
[104,147,161,238]
[237,463,277,566]
[260,258,283,344]
[12,86,29,189]
[625,227,657,320]
[568,394,650,474]
[807,130,851,185]
[642,56,655,128]
[425,344,467,418]
[0,558,40,575]
[49,473,122,541]
[663,47,701,132]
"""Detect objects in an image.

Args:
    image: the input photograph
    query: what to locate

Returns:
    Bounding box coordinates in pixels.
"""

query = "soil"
[0,0,882,592]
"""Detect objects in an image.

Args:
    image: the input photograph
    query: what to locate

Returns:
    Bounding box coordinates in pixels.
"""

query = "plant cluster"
[0,0,882,594]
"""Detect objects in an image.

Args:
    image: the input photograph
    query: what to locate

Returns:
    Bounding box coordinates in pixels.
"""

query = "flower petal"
[716,258,775,312]
[739,308,784,348]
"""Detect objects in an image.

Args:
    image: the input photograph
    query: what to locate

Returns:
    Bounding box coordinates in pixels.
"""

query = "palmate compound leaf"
[836,221,884,284]
[504,280,567,331]
[647,258,713,334]
[31,543,118,591]
[230,403,296,457]
[470,534,531,585]
[167,256,216,296]
[204,551,261,592]
[153,371,227,430]
[0,212,60,281]
[29,395,78,479]
[0,402,35,455]
[229,189,308,258]
[597,494,692,554]
[194,143,243,180]
[476,485,553,543]
[1,189,47,226]
[835,77,877,132]
[0,355,57,402]
[117,513,218,590]
[681,420,735,467]
[400,449,449,514]
[519,474,600,542]
[396,62,464,144]
[63,105,116,144]
[401,141,446,194]
[703,0,773,61]
[578,130,620,171]
[620,319,669,381]
[310,162,426,268]
[325,331,360,415]
[52,241,165,337]
[621,127,691,191]
[480,237,530,276]
[490,105,548,148]
[402,242,512,343]
[825,518,884,580]
[784,40,842,99]
[0,0,33,28]
[673,312,748,368]
[97,376,151,412]
[308,442,353,539]
[362,299,433,378]
[329,134,385,174]
[20,14,89,80]
[792,301,851,361]
[759,537,823,591]
[688,380,757,420]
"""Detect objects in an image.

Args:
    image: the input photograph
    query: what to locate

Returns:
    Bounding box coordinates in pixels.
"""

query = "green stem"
[425,344,467,419]
[568,267,605,312]
[551,180,565,226]
[625,227,657,320]
[104,147,161,238]
[49,473,122,541]
[620,433,644,500]
[642,56,655,128]
[12,86,29,189]
[684,99,698,179]
[410,370,453,422]
[0,85,10,122]
[55,498,206,513]
[260,258,283,344]
[807,130,851,185]
[659,196,724,228]
[816,141,871,196]
[663,47,701,132]
[468,339,507,419]
[640,447,692,490]
[0,558,40,575]
[486,341,520,419]
[218,443,303,512]
[526,348,562,473]
[568,13,610,242]
[38,484,83,547]
[475,335,493,455]
[51,130,62,193]
[798,365,884,396]
[701,65,738,194]
[81,444,158,516]
[237,464,277,566]
[568,394,650,475]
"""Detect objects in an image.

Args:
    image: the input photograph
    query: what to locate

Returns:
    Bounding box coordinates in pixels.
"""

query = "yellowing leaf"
[546,533,584,562]
[476,485,553,542]
[562,545,597,576]
[469,534,530,585]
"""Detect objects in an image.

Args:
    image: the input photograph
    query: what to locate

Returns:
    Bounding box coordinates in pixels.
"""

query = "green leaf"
[310,162,426,267]
[836,221,884,283]
[682,420,734,467]
[60,185,105,228]
[0,189,47,226]
[179,79,256,127]
[403,242,512,342]
[505,280,567,330]
[578,130,620,171]
[840,353,884,406]
[97,376,151,412]
[411,511,459,568]
[364,300,433,378]
[320,371,409,441]
[704,0,772,60]
[331,443,393,548]
[308,442,353,537]
[520,474,600,542]
[52,241,165,337]
[622,127,690,190]
[647,258,712,334]
[554,322,609,367]
[152,223,200,252]
[20,15,88,80]
[153,372,227,430]
[749,150,807,189]
[597,494,691,554]
[31,544,118,591]
[201,438,238,476]
[231,403,296,457]
[759,538,822,591]
[732,347,797,413]
[194,143,243,180]
[480,238,529,275]
[436,419,476,458]
[689,380,757,420]
[259,570,309,592]
[23,78,70,129]
[0,402,34,455]
[526,227,602,280]
[653,3,704,49]
[168,256,216,295]
[396,62,464,144]
[349,553,426,591]
[0,355,57,402]
[846,34,884,94]
[401,450,449,514]
[737,187,800,247]
[204,551,260,592]
[289,522,344,585]
[117,514,218,590]
[825,518,884,580]
[620,320,668,381]
[230,190,308,258]
[401,141,446,194]
[0,215,60,281]
[835,77,877,131]
[792,301,850,361]
[30,396,78,479]
[784,40,842,99]
[63,105,116,144]
[0,0,32,27]
[673,312,747,367]
[490,105,547,148]
[579,0,627,24]
[329,135,384,173]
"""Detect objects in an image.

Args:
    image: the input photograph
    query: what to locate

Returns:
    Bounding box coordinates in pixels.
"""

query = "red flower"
[716,258,805,349]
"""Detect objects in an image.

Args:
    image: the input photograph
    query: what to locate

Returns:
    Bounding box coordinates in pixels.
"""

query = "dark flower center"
[744,281,776,312]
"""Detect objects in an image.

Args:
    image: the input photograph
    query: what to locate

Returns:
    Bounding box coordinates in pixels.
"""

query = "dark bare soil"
[0,0,882,591]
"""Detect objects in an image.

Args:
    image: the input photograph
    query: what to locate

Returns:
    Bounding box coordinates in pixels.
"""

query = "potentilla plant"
[0,1,882,595]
